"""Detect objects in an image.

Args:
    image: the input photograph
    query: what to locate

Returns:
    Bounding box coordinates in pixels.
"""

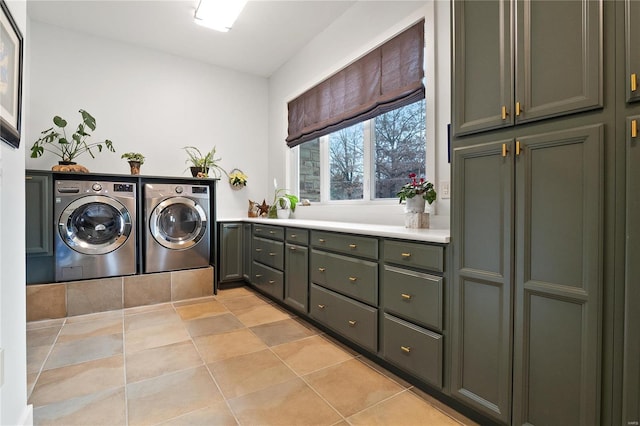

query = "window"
[297,99,426,202]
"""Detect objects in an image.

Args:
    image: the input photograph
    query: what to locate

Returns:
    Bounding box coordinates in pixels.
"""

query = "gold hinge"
[632,73,638,92]
[516,102,522,116]
[633,120,638,138]
[502,143,508,157]
[516,141,521,156]
[501,106,508,120]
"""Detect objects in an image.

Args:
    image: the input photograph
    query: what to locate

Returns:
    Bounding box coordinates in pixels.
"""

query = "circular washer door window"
[150,197,207,250]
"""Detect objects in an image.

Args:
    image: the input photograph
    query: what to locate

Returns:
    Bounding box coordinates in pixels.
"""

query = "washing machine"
[144,183,210,273]
[54,180,137,282]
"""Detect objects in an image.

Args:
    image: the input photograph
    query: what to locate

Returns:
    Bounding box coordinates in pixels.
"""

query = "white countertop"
[218,217,450,244]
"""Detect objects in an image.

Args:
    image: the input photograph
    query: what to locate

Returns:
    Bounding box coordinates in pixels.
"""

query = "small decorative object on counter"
[257,199,270,217]
[183,145,225,178]
[397,172,437,229]
[229,169,248,189]
[248,200,259,217]
[268,178,298,219]
[30,109,115,173]
[121,152,145,175]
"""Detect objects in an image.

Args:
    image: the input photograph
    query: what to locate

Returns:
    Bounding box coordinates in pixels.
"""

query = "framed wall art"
[0,0,23,149]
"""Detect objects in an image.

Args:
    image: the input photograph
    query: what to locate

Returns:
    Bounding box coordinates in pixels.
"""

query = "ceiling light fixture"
[194,0,247,33]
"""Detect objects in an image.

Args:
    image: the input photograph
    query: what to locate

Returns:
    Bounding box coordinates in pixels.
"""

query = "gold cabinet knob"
[318,238,326,243]
[318,304,326,309]
[401,252,411,258]
[255,274,263,278]
[401,346,411,353]
[401,293,412,300]
[268,252,276,256]
[348,320,357,326]
[268,280,275,284]
[318,267,326,272]
[348,277,358,282]
[255,248,262,252]
[348,244,357,249]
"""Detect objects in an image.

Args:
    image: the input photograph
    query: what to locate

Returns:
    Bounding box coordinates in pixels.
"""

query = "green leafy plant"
[183,146,226,178]
[268,179,299,218]
[121,152,145,164]
[30,109,115,162]
[397,173,437,204]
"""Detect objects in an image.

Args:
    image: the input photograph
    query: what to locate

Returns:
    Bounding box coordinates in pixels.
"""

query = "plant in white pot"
[396,172,437,212]
[268,179,299,219]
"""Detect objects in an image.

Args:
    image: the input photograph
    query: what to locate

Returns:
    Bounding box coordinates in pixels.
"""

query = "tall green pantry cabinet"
[451,0,612,424]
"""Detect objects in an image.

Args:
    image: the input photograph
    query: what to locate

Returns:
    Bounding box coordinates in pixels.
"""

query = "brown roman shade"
[286,19,425,148]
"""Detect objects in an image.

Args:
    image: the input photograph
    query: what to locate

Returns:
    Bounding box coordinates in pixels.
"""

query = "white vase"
[277,208,290,219]
[404,196,426,213]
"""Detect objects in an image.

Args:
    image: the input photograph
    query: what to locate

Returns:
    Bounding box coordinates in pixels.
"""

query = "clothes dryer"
[54,180,137,281]
[144,183,210,273]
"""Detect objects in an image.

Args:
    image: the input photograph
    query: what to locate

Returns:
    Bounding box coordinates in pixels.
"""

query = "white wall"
[27,21,270,219]
[1,1,31,424]
[268,0,451,227]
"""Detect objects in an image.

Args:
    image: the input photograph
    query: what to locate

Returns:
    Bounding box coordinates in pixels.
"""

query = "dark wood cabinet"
[284,227,309,313]
[242,223,252,281]
[25,173,52,256]
[626,0,640,103]
[453,0,602,136]
[219,223,243,282]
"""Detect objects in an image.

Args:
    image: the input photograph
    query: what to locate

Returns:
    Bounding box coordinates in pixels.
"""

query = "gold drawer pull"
[633,73,638,92]
[318,267,326,272]
[633,120,638,138]
[290,234,297,238]
[318,238,326,243]
[255,248,262,252]
[268,280,275,284]
[255,228,262,232]
[401,346,412,353]
[348,320,357,326]
[401,252,411,258]
[318,304,326,309]
[269,252,276,256]
[401,293,412,300]
[501,105,508,120]
[255,274,263,278]
[348,277,358,282]
[348,244,357,249]
[269,230,276,234]
[289,246,296,251]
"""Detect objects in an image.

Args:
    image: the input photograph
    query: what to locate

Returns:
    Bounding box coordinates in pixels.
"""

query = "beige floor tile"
[233,304,290,327]
[304,358,404,417]
[124,306,181,331]
[171,267,214,301]
[158,401,238,426]
[57,316,122,343]
[124,273,171,308]
[127,365,223,426]
[219,294,271,313]
[409,387,480,426]
[250,318,316,347]
[27,345,53,375]
[347,390,462,425]
[272,335,354,376]
[358,355,412,388]
[228,377,342,426]
[125,321,191,354]
[43,333,123,370]
[33,387,126,426]
[27,318,66,331]
[27,373,38,400]
[214,286,255,300]
[184,313,245,337]
[126,341,203,384]
[209,349,297,399]
[29,355,124,407]
[193,329,267,363]
[27,284,67,321]
[172,296,217,307]
[66,278,123,316]
[124,302,173,316]
[27,326,61,349]
[174,299,229,321]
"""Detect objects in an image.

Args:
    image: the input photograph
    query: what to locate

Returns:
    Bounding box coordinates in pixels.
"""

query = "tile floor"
[27,286,476,425]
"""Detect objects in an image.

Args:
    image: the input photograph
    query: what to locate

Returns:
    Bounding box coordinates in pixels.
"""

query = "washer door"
[59,195,132,255]
[150,197,207,250]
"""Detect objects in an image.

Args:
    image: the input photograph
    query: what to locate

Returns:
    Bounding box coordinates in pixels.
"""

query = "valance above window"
[286,19,425,148]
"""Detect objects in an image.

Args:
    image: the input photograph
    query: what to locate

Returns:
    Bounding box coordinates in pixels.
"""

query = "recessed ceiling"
[27,0,357,78]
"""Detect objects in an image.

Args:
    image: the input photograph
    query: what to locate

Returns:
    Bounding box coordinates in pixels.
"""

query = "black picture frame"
[0,0,23,149]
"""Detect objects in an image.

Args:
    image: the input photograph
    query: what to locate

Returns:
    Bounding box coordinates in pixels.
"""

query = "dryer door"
[150,197,208,250]
[58,195,133,255]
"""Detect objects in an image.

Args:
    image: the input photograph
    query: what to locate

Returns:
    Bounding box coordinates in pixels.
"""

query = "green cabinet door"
[625,116,640,425]
[219,223,243,282]
[452,0,513,136]
[515,0,602,123]
[451,139,514,423]
[26,173,52,255]
[626,0,640,102]
[243,223,252,281]
[512,124,603,425]
[284,243,308,313]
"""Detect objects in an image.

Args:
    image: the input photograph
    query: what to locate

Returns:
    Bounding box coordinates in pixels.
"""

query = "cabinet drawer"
[253,237,284,270]
[383,240,443,273]
[311,249,378,305]
[311,231,378,260]
[382,265,442,331]
[382,314,442,388]
[286,228,309,245]
[310,284,377,353]
[252,261,284,300]
[253,224,284,241]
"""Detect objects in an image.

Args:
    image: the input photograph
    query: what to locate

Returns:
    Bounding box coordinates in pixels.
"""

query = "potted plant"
[183,146,225,178]
[228,169,248,189]
[121,152,145,175]
[268,179,298,219]
[30,109,115,172]
[397,172,437,213]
